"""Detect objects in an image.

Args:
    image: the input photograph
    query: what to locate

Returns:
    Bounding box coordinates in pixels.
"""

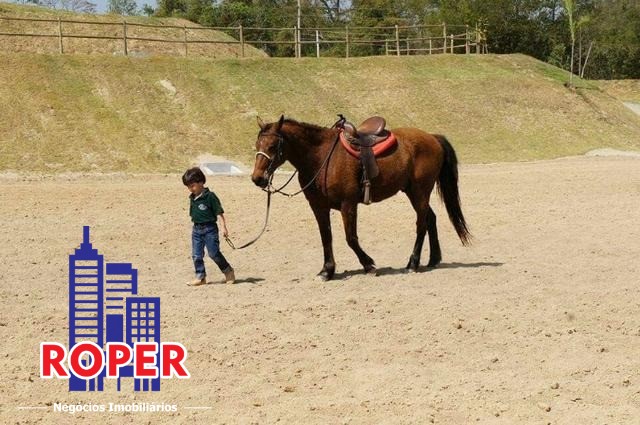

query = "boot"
[188,277,207,287]
[224,267,236,284]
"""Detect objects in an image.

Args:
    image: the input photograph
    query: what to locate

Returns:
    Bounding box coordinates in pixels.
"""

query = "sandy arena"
[1,156,639,424]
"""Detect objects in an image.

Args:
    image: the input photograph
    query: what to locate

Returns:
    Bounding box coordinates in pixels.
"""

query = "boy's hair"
[182,167,206,186]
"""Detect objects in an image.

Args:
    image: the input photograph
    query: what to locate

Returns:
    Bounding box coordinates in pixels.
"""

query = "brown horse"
[251,115,470,280]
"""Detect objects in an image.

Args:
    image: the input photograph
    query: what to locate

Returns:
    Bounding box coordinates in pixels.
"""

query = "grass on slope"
[0,53,639,172]
[597,80,640,102]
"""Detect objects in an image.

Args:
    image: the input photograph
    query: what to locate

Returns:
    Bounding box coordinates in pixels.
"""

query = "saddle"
[338,116,397,204]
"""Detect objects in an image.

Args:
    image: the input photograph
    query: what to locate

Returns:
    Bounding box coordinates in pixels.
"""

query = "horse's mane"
[283,118,326,131]
[264,118,330,145]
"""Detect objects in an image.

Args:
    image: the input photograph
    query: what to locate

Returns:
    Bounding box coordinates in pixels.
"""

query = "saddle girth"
[338,116,396,204]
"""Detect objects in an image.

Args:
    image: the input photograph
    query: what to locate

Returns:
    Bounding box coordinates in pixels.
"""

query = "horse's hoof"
[427,254,441,268]
[365,266,378,276]
[316,271,333,281]
[406,257,420,271]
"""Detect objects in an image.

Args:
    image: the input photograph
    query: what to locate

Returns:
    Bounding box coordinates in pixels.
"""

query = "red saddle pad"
[339,131,397,159]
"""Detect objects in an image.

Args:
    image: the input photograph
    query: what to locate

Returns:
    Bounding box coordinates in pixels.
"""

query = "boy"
[182,167,235,285]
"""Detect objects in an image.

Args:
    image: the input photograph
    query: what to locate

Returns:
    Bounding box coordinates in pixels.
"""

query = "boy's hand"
[222,227,229,238]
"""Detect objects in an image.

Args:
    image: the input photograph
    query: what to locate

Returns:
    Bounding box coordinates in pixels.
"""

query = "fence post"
[183,26,188,57]
[476,23,480,54]
[58,18,63,54]
[465,24,470,54]
[450,34,453,53]
[123,20,128,56]
[238,25,244,58]
[406,39,409,55]
[395,25,400,56]
[345,25,349,58]
[442,22,447,53]
[294,26,299,58]
[385,41,389,56]
[315,30,320,58]
[429,39,432,54]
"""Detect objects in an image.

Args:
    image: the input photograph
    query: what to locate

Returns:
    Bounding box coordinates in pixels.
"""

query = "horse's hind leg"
[406,191,441,271]
[340,201,377,275]
[426,207,442,267]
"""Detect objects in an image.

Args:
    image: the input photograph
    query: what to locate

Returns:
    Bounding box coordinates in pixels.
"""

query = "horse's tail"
[435,135,471,246]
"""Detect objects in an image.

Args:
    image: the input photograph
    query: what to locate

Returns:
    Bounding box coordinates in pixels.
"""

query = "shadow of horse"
[436,262,503,270]
[334,262,503,279]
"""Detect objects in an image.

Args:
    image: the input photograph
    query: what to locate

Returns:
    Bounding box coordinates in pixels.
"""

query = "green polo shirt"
[189,188,224,224]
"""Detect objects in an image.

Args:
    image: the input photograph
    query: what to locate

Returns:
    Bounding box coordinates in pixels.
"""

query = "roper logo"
[40,226,190,392]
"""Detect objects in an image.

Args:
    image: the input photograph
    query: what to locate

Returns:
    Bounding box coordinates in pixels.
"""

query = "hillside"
[0,52,639,172]
[0,3,267,58]
[598,80,640,102]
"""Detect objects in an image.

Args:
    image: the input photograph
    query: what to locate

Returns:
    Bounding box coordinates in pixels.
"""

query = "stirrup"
[363,181,372,205]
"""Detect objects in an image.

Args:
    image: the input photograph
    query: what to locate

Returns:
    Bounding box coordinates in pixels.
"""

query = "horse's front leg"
[311,205,335,281]
[340,201,377,275]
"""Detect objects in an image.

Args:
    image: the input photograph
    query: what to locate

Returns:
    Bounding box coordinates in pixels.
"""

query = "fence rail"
[0,15,487,58]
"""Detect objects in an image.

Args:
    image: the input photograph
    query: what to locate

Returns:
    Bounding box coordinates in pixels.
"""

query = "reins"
[266,132,340,197]
[224,117,344,250]
[264,115,345,197]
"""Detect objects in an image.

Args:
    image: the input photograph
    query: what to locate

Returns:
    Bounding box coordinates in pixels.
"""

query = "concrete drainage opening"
[200,162,245,175]
[623,102,640,116]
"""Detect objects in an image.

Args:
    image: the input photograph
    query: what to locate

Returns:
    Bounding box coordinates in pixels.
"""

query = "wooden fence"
[0,15,487,58]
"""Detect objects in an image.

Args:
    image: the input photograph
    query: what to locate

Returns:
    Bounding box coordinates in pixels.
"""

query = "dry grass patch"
[1,52,639,172]
[597,80,640,102]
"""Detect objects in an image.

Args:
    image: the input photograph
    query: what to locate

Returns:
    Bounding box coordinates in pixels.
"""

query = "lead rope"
[224,175,273,250]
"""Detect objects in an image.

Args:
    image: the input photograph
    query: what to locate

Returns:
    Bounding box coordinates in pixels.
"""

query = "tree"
[59,0,97,13]
[141,3,155,15]
[156,0,187,17]
[108,0,138,15]
[563,0,576,86]
[579,0,640,79]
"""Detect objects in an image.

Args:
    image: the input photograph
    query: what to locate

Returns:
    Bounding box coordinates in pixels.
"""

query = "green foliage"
[579,0,640,78]
[141,3,155,16]
[10,0,640,78]
[156,0,187,17]
[547,43,567,69]
[108,0,138,15]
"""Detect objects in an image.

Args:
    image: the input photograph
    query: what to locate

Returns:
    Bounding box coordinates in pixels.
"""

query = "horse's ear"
[257,116,266,130]
[276,114,285,130]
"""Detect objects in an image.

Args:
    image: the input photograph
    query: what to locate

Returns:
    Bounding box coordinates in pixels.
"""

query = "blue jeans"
[192,222,231,279]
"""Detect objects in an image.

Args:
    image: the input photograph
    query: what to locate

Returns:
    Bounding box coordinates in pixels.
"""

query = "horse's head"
[251,115,286,188]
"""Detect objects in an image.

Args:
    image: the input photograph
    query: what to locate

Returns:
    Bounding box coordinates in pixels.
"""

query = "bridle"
[225,117,344,250]
[224,131,285,250]
[255,131,284,178]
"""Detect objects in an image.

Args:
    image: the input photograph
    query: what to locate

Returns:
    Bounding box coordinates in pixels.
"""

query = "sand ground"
[1,156,639,424]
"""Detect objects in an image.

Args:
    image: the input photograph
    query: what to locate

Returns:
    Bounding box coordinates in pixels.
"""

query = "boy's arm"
[218,213,229,238]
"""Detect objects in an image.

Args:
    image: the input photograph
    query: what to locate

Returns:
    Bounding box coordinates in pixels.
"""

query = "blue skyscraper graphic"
[105,263,138,345]
[68,226,162,392]
[126,298,161,391]
[69,226,104,391]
